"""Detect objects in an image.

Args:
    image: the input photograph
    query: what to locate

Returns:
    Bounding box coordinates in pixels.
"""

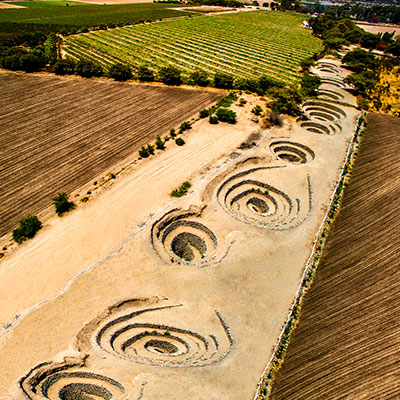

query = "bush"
[139,146,149,158]
[239,98,247,106]
[158,64,183,85]
[155,135,165,150]
[108,62,133,81]
[251,105,263,116]
[217,93,238,107]
[136,64,154,81]
[179,121,191,133]
[171,181,191,197]
[53,192,75,215]
[76,59,103,78]
[209,115,219,124]
[270,87,302,116]
[146,144,155,155]
[12,215,42,243]
[213,72,234,89]
[20,53,45,72]
[53,57,75,75]
[216,108,237,124]
[170,128,176,137]
[188,69,210,86]
[175,137,185,146]
[199,108,210,118]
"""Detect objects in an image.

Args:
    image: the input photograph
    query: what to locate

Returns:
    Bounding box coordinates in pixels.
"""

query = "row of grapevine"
[63,11,322,82]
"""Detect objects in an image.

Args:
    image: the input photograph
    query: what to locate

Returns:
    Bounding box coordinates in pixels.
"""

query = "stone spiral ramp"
[269,113,400,400]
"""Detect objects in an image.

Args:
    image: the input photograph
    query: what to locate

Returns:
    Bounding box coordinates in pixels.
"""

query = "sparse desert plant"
[147,144,155,155]
[175,137,185,146]
[53,192,75,215]
[171,181,191,197]
[239,98,247,106]
[179,121,191,133]
[139,146,149,158]
[209,115,219,124]
[216,108,237,124]
[251,105,263,116]
[170,128,176,137]
[155,135,166,150]
[217,93,238,108]
[12,215,42,243]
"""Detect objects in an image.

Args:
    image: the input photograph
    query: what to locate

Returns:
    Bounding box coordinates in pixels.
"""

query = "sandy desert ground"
[357,22,400,37]
[0,59,360,400]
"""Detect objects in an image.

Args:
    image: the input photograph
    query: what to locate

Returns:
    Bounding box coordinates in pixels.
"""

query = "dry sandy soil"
[269,112,400,400]
[0,72,221,238]
[0,61,360,400]
[357,22,400,37]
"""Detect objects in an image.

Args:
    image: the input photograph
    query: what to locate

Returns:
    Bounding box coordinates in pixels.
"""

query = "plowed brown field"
[0,73,221,237]
[269,113,400,400]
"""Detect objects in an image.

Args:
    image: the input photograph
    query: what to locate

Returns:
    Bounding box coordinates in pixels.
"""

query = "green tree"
[213,72,234,89]
[12,215,42,243]
[139,146,150,158]
[209,115,219,124]
[175,137,185,146]
[76,59,103,78]
[53,57,75,75]
[300,74,321,96]
[44,33,58,65]
[108,63,133,81]
[188,69,210,86]
[53,192,75,216]
[136,64,155,81]
[159,64,183,85]
[216,108,237,124]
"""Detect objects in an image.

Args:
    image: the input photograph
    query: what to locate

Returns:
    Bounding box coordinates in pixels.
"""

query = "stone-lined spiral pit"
[94,304,234,368]
[20,361,125,400]
[300,121,342,135]
[321,77,346,89]
[269,141,315,164]
[317,88,345,101]
[151,210,218,266]
[217,170,312,230]
[315,63,341,74]
[303,101,347,120]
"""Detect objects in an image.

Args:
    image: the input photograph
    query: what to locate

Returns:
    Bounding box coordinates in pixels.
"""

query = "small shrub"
[199,108,210,118]
[217,93,238,108]
[214,72,234,89]
[170,128,176,137]
[53,192,75,215]
[108,172,116,179]
[53,57,75,75]
[251,105,263,116]
[179,121,191,133]
[216,108,237,124]
[146,144,155,155]
[155,135,165,150]
[12,215,42,243]
[171,181,191,197]
[80,196,89,203]
[139,146,149,158]
[175,137,185,146]
[209,115,219,124]
[239,98,247,106]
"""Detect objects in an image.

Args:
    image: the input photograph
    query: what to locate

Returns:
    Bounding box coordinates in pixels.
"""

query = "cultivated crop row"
[63,11,322,83]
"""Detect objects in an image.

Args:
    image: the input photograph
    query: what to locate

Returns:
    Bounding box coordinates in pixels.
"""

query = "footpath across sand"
[0,75,360,399]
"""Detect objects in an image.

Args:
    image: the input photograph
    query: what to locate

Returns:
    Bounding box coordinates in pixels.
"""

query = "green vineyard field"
[63,11,322,82]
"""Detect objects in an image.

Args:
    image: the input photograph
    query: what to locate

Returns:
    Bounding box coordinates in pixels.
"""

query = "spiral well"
[217,168,312,230]
[270,141,315,164]
[151,209,219,266]
[20,359,125,400]
[91,303,234,368]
